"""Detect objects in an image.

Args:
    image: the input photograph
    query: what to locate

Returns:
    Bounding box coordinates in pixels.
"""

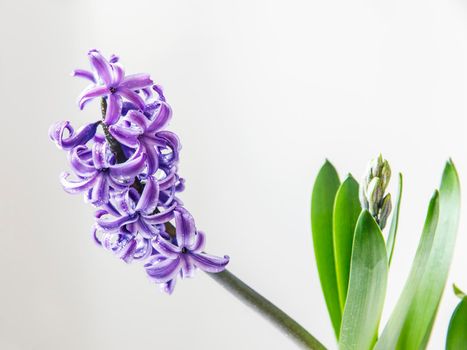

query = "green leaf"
[386,173,403,266]
[446,297,467,350]
[375,160,461,349]
[374,191,440,350]
[311,160,341,338]
[339,210,388,350]
[453,284,466,299]
[333,175,361,310]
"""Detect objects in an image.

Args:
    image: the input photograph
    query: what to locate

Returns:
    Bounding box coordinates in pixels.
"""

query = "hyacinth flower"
[97,176,177,238]
[146,207,229,284]
[50,49,331,350]
[76,49,153,125]
[60,142,146,206]
[109,106,179,175]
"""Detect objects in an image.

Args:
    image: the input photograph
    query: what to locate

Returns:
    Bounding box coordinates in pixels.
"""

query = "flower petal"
[120,73,153,90]
[69,145,95,176]
[97,213,138,232]
[142,139,159,175]
[117,87,145,110]
[108,123,141,148]
[72,69,95,83]
[190,253,230,273]
[60,172,98,194]
[104,94,122,125]
[145,257,181,284]
[147,102,172,133]
[88,49,113,86]
[110,152,146,179]
[135,176,159,213]
[49,121,99,150]
[152,235,181,258]
[135,217,160,239]
[92,142,108,169]
[160,279,177,294]
[141,202,176,224]
[111,64,125,85]
[126,110,149,130]
[89,174,109,205]
[174,208,196,247]
[188,231,206,253]
[181,255,196,279]
[78,85,109,109]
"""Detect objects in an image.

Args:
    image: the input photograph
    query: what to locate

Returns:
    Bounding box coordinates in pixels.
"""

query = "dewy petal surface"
[120,73,153,89]
[152,235,181,258]
[105,93,123,125]
[135,176,159,213]
[190,253,230,273]
[174,208,196,247]
[145,257,181,283]
[88,49,113,86]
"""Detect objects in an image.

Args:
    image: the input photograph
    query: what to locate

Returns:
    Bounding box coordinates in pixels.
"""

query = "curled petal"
[92,142,108,169]
[188,231,206,253]
[158,169,176,190]
[145,257,181,284]
[152,235,181,258]
[72,69,95,83]
[110,152,146,179]
[126,110,149,130]
[160,279,176,294]
[141,202,176,224]
[78,85,109,109]
[88,49,113,86]
[118,238,137,263]
[190,253,229,273]
[156,131,181,152]
[105,94,122,125]
[120,74,153,90]
[108,124,141,148]
[69,145,94,176]
[136,176,159,214]
[152,85,166,101]
[147,102,172,133]
[174,207,196,247]
[117,87,145,110]
[60,172,98,194]
[89,174,109,206]
[49,121,99,150]
[109,54,119,63]
[97,213,138,232]
[112,191,134,215]
[142,140,159,175]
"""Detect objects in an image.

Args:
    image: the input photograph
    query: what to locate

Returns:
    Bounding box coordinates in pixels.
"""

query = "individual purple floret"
[97,176,177,238]
[145,208,230,294]
[76,49,153,125]
[49,49,229,294]
[60,142,146,206]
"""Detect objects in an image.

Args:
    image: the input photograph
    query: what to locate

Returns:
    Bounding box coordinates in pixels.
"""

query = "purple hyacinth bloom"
[109,104,179,175]
[76,49,153,125]
[97,176,177,238]
[49,121,99,150]
[145,207,229,292]
[60,142,146,206]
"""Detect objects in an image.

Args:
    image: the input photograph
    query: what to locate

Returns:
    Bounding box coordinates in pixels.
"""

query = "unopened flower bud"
[367,177,383,216]
[360,154,393,229]
[379,194,392,229]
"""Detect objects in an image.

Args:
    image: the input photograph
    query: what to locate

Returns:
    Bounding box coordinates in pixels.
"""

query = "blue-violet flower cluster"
[49,50,229,294]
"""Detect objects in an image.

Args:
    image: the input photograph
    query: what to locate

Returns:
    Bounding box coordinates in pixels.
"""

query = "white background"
[1,0,467,349]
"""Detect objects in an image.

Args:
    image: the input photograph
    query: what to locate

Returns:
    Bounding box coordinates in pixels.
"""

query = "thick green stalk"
[208,270,327,350]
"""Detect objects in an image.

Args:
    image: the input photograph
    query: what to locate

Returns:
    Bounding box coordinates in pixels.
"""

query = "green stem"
[207,270,327,350]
